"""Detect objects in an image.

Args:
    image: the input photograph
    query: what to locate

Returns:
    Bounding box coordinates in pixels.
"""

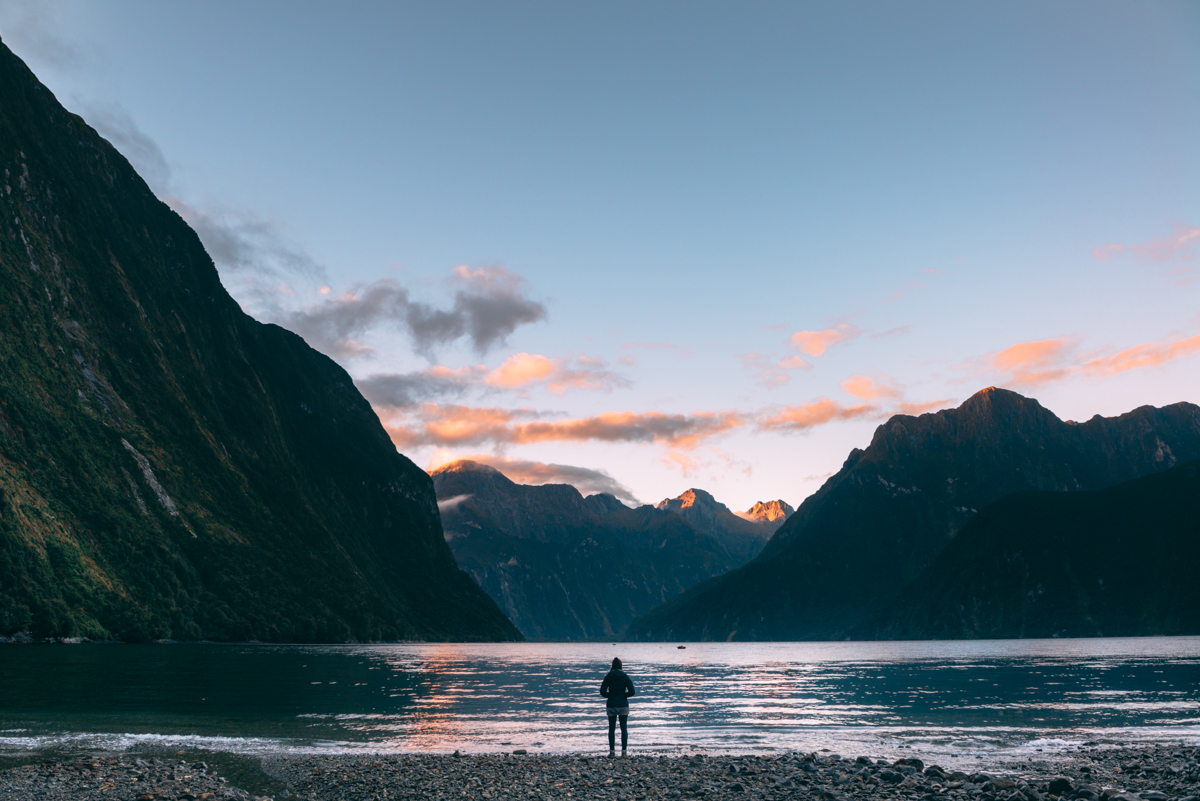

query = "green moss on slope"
[0,38,519,643]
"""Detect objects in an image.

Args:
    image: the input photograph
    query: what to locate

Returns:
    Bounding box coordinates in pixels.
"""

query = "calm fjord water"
[3,639,1199,766]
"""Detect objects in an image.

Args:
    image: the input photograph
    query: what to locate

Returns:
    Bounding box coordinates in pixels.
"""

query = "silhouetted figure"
[600,657,636,755]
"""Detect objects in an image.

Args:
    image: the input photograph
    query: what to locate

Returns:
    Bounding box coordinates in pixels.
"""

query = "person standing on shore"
[600,657,636,755]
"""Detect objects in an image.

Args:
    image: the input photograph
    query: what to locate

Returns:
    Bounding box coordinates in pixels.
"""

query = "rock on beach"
[4,744,1200,801]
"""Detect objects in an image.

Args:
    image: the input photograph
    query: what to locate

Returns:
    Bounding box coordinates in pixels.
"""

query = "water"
[3,638,1200,767]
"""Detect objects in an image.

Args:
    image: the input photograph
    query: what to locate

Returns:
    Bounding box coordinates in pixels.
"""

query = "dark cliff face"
[655,489,775,561]
[0,41,519,642]
[432,461,747,640]
[627,388,1200,642]
[862,460,1200,639]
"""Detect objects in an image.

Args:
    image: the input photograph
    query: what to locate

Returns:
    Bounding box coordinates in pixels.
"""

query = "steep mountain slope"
[433,461,747,640]
[862,460,1200,639]
[0,40,518,642]
[627,388,1200,641]
[656,489,779,560]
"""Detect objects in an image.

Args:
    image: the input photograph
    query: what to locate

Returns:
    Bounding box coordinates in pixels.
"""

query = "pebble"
[0,756,257,801]
[5,743,1200,801]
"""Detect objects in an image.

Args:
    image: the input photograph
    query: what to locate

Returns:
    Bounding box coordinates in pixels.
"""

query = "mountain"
[0,40,518,642]
[432,461,752,640]
[861,460,1200,639]
[627,388,1200,642]
[655,489,779,560]
[739,500,795,527]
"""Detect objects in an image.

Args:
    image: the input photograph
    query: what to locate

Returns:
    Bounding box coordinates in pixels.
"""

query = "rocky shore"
[3,744,1200,801]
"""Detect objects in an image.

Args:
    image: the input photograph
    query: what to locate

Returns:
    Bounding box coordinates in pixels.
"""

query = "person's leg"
[619,715,628,751]
[608,714,616,751]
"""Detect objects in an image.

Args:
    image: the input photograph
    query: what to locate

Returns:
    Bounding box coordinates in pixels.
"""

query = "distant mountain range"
[655,489,786,561]
[5,33,1196,647]
[627,388,1200,641]
[432,460,790,640]
[0,39,517,643]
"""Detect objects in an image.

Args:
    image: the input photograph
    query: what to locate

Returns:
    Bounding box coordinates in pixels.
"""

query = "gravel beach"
[4,744,1200,801]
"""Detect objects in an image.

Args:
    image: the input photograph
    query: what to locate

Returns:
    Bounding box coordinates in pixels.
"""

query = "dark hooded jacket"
[600,669,636,709]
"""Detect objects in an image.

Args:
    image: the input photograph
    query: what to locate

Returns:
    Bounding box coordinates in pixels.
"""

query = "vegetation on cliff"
[0,39,519,642]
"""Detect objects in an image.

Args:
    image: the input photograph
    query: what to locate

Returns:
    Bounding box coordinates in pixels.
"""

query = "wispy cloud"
[737,352,810,388]
[618,342,693,367]
[895,399,955,416]
[74,100,328,295]
[0,0,89,72]
[85,103,172,193]
[383,405,744,450]
[978,331,1200,387]
[355,365,486,409]
[485,353,628,394]
[788,322,861,357]
[74,90,550,364]
[883,280,925,303]
[756,398,878,432]
[166,197,324,284]
[872,325,913,339]
[277,266,547,360]
[1093,223,1200,263]
[1081,333,1200,377]
[356,352,624,414]
[840,375,902,402]
[990,337,1076,387]
[427,452,639,504]
[758,376,951,433]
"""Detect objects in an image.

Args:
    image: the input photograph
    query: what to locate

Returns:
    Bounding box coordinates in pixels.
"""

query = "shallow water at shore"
[3,638,1200,766]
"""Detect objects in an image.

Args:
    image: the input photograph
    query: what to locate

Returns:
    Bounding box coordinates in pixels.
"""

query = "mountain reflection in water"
[3,638,1200,766]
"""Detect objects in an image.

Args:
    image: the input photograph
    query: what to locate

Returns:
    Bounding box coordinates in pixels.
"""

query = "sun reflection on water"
[3,639,1200,764]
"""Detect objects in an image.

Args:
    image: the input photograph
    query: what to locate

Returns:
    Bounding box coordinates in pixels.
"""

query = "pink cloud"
[895,399,954,416]
[662,449,698,475]
[484,352,628,394]
[756,398,878,432]
[788,323,861,357]
[840,375,902,402]
[425,452,639,503]
[883,280,924,303]
[385,405,744,449]
[1093,223,1200,263]
[1082,333,1200,377]
[485,353,557,388]
[872,325,913,339]
[620,342,693,359]
[777,355,811,370]
[990,337,1076,386]
[737,352,809,389]
[979,331,1200,388]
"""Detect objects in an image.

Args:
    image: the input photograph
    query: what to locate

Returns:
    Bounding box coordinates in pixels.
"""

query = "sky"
[2,1,1198,510]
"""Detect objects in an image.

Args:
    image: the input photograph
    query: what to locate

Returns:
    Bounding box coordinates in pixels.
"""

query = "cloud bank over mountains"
[982,332,1200,389]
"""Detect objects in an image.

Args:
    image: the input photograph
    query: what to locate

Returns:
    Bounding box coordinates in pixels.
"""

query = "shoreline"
[6,635,1200,645]
[3,742,1199,801]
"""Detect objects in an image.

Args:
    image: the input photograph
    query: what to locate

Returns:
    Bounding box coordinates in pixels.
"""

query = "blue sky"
[4,1,1199,509]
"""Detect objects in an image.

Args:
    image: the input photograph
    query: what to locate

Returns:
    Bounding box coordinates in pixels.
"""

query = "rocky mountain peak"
[740,500,794,525]
[657,488,727,515]
[955,385,1054,422]
[431,459,502,477]
[656,487,773,560]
